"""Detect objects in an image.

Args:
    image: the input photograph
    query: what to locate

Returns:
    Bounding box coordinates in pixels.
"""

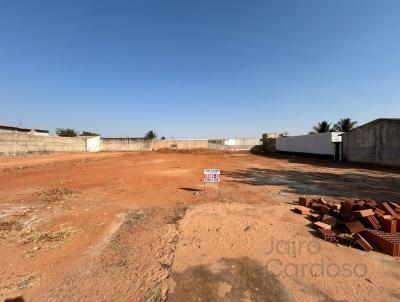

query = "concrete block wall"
[0,133,86,155]
[0,136,211,155]
[100,138,154,151]
[342,119,400,167]
[154,139,208,150]
[208,138,262,151]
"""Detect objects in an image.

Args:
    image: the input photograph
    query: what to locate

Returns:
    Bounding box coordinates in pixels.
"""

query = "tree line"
[56,128,164,139]
[310,118,357,134]
[56,128,100,137]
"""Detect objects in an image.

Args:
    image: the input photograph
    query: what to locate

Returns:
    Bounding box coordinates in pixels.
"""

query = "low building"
[342,118,400,167]
[0,125,49,136]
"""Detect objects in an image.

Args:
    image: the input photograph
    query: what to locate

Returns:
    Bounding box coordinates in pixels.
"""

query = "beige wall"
[100,138,154,151]
[0,134,266,155]
[154,139,208,150]
[0,136,210,155]
[99,139,209,151]
[208,138,262,151]
[0,133,86,155]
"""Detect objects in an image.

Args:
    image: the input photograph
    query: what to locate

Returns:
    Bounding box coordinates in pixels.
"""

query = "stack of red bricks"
[297,196,400,257]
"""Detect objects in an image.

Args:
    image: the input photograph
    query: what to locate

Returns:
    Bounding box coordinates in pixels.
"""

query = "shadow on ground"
[223,166,400,201]
[179,187,202,192]
[252,151,400,174]
[168,257,292,302]
[4,297,25,302]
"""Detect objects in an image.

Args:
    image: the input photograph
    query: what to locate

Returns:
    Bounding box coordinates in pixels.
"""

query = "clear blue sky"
[1,0,399,138]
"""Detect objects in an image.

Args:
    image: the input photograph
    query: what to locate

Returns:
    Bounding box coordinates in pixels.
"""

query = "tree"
[144,130,157,139]
[310,121,332,134]
[81,131,100,136]
[333,118,357,132]
[56,128,77,137]
[161,136,166,140]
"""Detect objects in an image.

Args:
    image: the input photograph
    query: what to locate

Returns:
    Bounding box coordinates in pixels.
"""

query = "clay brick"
[363,229,400,257]
[334,204,342,211]
[311,202,330,214]
[353,233,373,252]
[388,202,400,211]
[342,200,354,213]
[353,209,374,217]
[318,228,337,242]
[320,205,331,214]
[294,206,310,215]
[298,196,310,207]
[345,220,365,234]
[326,202,336,210]
[363,199,378,209]
[339,201,354,221]
[353,199,365,210]
[378,216,397,233]
[309,213,322,221]
[377,202,396,216]
[374,208,385,216]
[314,221,332,230]
[364,215,382,230]
[321,214,337,227]
[337,233,354,246]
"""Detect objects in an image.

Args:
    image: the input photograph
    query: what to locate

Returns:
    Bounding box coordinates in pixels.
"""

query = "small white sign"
[204,169,221,183]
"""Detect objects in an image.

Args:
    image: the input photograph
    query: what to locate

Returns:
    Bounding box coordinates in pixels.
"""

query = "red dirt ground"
[1,151,400,301]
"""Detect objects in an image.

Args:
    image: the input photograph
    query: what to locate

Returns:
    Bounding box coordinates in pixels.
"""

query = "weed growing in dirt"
[22,226,79,247]
[16,273,41,290]
[166,203,188,225]
[143,282,163,302]
[0,272,41,297]
[0,219,23,239]
[124,208,158,231]
[37,187,74,203]
[0,209,32,239]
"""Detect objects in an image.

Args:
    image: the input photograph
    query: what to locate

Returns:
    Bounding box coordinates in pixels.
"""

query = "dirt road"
[1,151,399,301]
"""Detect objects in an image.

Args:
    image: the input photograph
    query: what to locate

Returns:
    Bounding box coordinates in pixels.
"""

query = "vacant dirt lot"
[1,151,400,302]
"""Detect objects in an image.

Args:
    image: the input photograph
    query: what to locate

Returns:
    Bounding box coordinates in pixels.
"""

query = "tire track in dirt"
[37,206,187,302]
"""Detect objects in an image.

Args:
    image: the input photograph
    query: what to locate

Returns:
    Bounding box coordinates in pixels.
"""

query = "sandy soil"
[1,151,399,302]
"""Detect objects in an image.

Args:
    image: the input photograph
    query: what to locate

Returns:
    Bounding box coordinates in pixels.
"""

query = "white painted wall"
[224,138,261,146]
[276,132,342,156]
[86,136,101,152]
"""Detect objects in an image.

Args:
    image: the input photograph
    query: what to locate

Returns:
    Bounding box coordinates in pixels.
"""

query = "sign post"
[203,169,221,196]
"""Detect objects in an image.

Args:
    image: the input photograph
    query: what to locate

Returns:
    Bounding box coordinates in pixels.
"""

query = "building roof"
[0,125,49,133]
[34,129,50,133]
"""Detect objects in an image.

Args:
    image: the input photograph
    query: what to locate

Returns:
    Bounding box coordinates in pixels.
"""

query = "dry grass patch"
[22,226,79,247]
[0,211,29,239]
[0,272,41,297]
[124,208,158,230]
[37,187,74,203]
